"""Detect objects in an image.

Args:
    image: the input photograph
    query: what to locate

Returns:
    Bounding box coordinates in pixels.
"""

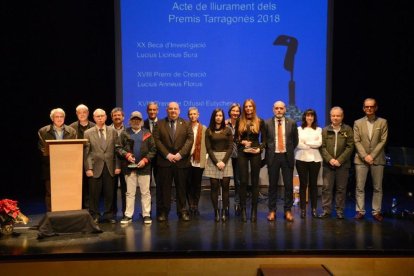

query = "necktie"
[99,128,106,148]
[151,121,156,133]
[277,119,284,152]
[170,120,175,140]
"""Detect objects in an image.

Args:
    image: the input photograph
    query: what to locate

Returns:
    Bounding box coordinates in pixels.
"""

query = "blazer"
[353,116,388,165]
[84,126,121,178]
[143,118,158,133]
[264,116,299,168]
[153,117,194,168]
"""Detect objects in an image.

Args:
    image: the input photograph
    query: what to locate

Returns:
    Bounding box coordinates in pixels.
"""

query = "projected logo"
[273,35,302,122]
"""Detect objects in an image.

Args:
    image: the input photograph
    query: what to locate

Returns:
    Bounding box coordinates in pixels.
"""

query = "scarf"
[193,123,202,163]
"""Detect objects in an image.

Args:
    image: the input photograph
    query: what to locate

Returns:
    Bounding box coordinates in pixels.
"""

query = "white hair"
[76,104,89,112]
[93,108,106,116]
[50,108,65,120]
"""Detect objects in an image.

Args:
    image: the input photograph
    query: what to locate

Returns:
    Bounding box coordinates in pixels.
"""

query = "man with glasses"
[354,98,388,222]
[84,109,121,223]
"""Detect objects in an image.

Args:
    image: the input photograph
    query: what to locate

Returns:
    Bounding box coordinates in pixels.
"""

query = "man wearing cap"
[153,102,194,221]
[116,111,156,224]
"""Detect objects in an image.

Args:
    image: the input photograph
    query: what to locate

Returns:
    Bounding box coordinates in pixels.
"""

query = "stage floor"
[1,186,414,259]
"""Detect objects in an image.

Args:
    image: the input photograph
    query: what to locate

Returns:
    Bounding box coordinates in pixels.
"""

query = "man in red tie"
[264,101,298,222]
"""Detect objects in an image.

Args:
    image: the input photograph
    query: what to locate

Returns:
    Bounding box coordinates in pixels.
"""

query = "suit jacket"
[353,116,388,165]
[264,116,299,167]
[144,118,158,133]
[153,117,194,168]
[84,126,121,178]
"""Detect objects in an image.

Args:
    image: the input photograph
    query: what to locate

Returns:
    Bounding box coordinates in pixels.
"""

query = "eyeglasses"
[364,106,375,109]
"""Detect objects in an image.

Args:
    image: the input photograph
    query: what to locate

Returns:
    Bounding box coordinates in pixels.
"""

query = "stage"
[1,184,414,274]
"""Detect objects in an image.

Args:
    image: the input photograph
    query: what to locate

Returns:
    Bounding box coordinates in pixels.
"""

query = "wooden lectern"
[46,139,88,211]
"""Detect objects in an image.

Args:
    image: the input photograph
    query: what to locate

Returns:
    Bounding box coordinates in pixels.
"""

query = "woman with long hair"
[225,103,241,216]
[204,108,233,222]
[236,99,266,222]
[295,109,322,218]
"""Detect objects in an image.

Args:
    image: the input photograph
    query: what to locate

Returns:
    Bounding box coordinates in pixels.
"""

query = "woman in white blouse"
[295,109,322,218]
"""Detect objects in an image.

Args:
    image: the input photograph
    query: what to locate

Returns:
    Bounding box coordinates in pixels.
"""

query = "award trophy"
[126,139,138,169]
[242,128,260,154]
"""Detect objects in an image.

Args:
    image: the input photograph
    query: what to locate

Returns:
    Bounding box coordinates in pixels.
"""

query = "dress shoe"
[354,212,365,220]
[157,214,167,222]
[318,212,331,219]
[190,208,199,217]
[284,210,294,222]
[267,211,276,221]
[300,209,306,219]
[373,213,383,222]
[102,218,116,224]
[222,208,229,222]
[311,208,317,218]
[234,204,241,216]
[214,209,220,222]
[180,212,190,221]
[193,209,200,216]
[336,212,345,219]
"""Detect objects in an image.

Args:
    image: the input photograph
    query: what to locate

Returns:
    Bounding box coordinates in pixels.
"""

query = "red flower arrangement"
[0,199,29,230]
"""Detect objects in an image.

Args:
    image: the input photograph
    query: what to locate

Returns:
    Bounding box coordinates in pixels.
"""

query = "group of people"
[38,97,388,224]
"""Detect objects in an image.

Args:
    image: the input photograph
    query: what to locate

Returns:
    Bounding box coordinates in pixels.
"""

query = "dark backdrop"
[3,1,413,202]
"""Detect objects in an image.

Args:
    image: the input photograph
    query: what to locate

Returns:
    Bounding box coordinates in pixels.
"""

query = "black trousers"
[267,153,294,212]
[238,150,261,207]
[295,160,321,209]
[186,166,204,209]
[156,166,189,216]
[89,163,115,220]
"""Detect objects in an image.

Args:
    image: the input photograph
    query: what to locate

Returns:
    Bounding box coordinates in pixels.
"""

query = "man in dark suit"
[143,102,159,187]
[84,108,121,223]
[265,101,298,222]
[153,102,194,221]
[38,108,77,212]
